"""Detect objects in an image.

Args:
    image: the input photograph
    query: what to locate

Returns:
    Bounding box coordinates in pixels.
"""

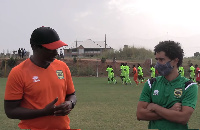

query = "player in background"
[189,63,195,82]
[150,64,156,79]
[110,65,117,84]
[178,65,184,77]
[132,65,139,85]
[137,64,144,83]
[106,65,112,84]
[124,63,132,85]
[195,64,200,85]
[120,63,126,84]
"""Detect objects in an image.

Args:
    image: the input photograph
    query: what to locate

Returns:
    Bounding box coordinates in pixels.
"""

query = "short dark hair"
[154,40,184,67]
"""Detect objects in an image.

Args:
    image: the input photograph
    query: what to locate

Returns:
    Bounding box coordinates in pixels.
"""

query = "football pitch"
[0,77,200,130]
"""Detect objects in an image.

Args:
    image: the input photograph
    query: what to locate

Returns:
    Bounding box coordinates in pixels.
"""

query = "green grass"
[0,77,200,130]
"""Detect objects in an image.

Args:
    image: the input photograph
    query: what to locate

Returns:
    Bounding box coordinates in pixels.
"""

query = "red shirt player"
[132,65,139,85]
[195,64,200,84]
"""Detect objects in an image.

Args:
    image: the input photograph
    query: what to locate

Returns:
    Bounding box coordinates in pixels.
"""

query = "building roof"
[67,39,112,49]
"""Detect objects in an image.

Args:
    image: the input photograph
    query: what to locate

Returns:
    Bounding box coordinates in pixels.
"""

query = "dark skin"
[4,45,77,120]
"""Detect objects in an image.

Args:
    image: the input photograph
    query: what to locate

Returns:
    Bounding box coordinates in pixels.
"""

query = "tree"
[101,45,154,60]
[194,52,200,57]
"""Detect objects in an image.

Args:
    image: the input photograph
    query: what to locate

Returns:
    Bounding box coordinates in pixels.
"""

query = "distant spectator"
[21,48,25,58]
[23,48,26,57]
[18,48,21,58]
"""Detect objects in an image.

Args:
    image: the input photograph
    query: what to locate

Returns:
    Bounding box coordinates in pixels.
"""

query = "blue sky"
[1,0,200,57]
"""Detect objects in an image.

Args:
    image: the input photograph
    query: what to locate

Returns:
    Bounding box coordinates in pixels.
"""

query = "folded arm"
[136,101,162,121]
[147,103,194,125]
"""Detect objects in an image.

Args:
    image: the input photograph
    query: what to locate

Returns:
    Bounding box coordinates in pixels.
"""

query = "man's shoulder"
[8,59,30,77]
[53,59,67,66]
[178,76,197,89]
[178,76,190,83]
[146,76,162,88]
[11,59,30,71]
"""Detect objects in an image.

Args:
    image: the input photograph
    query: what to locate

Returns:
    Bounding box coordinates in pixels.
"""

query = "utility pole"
[74,40,83,48]
[4,60,7,77]
[96,60,99,77]
[105,34,106,49]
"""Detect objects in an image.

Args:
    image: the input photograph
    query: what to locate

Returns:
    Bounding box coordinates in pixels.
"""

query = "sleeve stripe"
[147,79,152,89]
[185,83,197,90]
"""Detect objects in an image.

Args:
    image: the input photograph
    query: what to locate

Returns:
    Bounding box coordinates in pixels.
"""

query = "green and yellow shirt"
[139,75,198,130]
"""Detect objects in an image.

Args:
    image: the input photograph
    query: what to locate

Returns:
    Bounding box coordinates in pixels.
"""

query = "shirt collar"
[162,74,181,86]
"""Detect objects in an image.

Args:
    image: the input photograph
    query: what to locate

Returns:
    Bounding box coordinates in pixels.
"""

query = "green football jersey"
[125,65,130,74]
[138,66,143,75]
[179,66,184,77]
[139,75,198,130]
[106,67,112,77]
[150,67,156,78]
[190,66,195,73]
[120,65,125,76]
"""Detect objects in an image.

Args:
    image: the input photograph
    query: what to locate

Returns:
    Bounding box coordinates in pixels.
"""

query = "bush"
[7,57,17,68]
[101,46,154,61]
[1,60,5,69]
[70,65,78,76]
[69,63,96,76]
[78,66,96,76]
[0,70,3,77]
[73,57,77,63]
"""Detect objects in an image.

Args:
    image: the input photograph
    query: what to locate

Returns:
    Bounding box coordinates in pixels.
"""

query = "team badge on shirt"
[174,88,182,98]
[153,90,159,95]
[56,70,64,79]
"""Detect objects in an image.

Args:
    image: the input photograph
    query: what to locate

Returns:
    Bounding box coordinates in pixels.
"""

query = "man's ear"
[173,58,179,67]
[175,58,179,63]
